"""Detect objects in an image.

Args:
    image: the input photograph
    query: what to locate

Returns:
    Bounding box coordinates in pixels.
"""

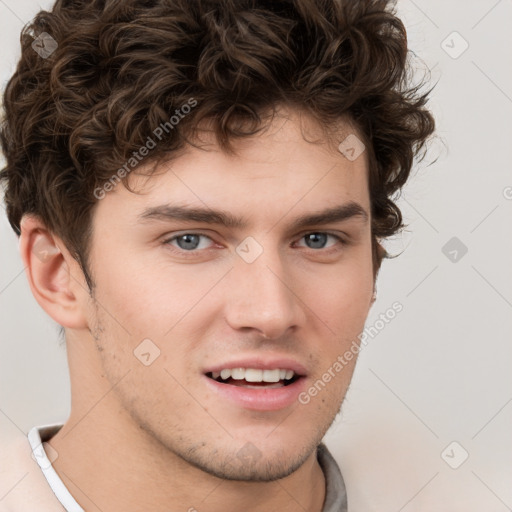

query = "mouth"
[206,367,301,389]
[203,361,308,411]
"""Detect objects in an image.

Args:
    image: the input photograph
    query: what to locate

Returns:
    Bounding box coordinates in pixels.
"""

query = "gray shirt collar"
[317,442,348,512]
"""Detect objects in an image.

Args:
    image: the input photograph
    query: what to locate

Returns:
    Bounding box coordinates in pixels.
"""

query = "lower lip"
[203,375,307,411]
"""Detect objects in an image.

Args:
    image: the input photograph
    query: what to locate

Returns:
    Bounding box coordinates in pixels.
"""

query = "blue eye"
[165,233,213,251]
[298,232,341,250]
[162,231,346,256]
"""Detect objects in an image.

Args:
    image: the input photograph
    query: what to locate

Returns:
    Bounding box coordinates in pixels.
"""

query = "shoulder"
[0,428,65,512]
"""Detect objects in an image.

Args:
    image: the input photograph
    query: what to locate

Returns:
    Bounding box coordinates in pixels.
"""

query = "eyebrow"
[138,201,369,231]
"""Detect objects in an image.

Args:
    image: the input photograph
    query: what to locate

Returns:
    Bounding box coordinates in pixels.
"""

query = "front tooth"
[231,368,245,380]
[220,369,232,380]
[279,369,286,380]
[263,369,280,382]
[285,370,294,380]
[245,369,263,382]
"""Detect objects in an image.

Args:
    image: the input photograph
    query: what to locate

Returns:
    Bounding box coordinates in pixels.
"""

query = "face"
[83,110,374,481]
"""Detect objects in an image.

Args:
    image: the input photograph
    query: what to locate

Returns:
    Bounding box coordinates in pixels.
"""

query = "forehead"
[96,109,370,228]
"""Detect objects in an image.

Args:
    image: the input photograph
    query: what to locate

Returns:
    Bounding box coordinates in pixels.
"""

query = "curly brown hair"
[0,0,435,291]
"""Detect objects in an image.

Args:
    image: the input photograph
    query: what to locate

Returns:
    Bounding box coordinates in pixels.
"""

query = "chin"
[187,444,312,482]
[176,428,323,482]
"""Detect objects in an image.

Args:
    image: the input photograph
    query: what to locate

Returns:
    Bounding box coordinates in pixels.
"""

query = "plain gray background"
[1,1,511,510]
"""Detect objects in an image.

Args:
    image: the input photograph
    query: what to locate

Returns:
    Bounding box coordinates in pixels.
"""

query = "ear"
[18,214,89,330]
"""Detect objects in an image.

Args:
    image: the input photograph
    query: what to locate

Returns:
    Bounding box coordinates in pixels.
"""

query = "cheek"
[299,261,372,331]
[296,256,372,388]
[88,256,231,382]
[90,248,215,339]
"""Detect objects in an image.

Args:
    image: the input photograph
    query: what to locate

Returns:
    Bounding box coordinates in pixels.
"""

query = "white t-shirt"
[6,423,347,511]
[27,425,84,512]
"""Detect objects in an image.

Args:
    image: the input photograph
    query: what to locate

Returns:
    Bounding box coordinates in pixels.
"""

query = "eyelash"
[162,231,348,257]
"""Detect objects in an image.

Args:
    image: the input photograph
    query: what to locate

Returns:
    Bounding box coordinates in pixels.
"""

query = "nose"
[223,244,305,340]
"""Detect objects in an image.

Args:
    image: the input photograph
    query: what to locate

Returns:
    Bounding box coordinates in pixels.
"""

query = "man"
[0,0,435,510]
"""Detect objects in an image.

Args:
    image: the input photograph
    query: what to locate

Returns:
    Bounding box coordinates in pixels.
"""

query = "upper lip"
[204,357,308,377]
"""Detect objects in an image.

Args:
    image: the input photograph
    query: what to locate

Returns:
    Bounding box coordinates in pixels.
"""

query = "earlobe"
[18,214,89,330]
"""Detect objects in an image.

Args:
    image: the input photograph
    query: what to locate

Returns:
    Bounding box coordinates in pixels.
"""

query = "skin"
[19,108,376,512]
